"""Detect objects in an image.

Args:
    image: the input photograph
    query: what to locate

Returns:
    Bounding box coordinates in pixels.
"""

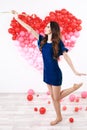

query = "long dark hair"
[40,21,61,59]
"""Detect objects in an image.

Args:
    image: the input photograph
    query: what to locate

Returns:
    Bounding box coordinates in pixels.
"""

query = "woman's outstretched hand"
[75,71,87,76]
[11,10,18,15]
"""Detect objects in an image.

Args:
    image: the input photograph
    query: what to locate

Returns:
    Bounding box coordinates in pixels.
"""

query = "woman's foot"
[50,117,62,126]
[73,83,83,91]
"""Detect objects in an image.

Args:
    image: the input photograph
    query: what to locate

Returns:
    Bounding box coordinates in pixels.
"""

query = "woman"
[11,10,86,125]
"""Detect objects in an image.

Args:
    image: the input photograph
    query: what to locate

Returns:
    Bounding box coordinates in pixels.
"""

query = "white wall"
[0,0,87,93]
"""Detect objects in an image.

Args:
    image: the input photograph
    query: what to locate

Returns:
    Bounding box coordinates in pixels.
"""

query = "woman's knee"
[53,96,60,102]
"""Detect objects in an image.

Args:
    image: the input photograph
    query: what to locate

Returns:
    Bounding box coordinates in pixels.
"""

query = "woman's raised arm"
[11,10,39,39]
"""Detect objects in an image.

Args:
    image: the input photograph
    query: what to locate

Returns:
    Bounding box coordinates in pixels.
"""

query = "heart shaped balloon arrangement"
[8,9,82,72]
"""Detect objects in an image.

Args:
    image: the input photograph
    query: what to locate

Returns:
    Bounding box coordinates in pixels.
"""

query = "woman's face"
[44,23,52,35]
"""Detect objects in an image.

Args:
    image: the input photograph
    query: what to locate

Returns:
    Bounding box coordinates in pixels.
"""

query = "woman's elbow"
[63,51,68,57]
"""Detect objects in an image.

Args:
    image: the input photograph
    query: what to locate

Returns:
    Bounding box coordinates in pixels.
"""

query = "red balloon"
[74,107,79,112]
[76,26,82,31]
[81,91,87,98]
[34,107,38,112]
[75,97,80,102]
[61,8,68,14]
[69,117,74,123]
[62,106,67,111]
[12,34,17,40]
[15,27,21,33]
[27,94,33,101]
[8,28,14,34]
[39,107,46,114]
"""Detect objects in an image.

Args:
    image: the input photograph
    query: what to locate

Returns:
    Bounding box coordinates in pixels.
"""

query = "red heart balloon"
[8,9,82,72]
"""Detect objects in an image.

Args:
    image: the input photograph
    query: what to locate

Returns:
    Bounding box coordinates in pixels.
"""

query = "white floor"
[0,92,87,130]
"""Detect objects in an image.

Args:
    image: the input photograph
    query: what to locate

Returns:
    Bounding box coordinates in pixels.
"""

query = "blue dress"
[37,35,68,86]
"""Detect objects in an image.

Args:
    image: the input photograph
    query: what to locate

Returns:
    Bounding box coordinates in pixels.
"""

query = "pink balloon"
[74,31,80,38]
[28,89,35,95]
[81,91,87,98]
[25,32,30,37]
[20,31,25,36]
[18,37,24,42]
[24,40,29,45]
[69,94,76,102]
[46,91,50,95]
[65,34,71,40]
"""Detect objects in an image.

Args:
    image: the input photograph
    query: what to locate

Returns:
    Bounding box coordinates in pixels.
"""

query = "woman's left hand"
[75,71,87,76]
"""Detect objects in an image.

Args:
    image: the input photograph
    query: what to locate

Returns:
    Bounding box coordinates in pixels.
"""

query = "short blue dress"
[37,35,68,86]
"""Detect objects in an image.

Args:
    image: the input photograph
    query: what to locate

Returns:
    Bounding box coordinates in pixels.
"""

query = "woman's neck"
[47,34,52,42]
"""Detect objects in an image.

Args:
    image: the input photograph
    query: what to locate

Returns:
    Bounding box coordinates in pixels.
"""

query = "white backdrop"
[0,0,87,93]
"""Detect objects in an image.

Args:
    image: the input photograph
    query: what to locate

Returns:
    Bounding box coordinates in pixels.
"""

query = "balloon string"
[0,11,11,14]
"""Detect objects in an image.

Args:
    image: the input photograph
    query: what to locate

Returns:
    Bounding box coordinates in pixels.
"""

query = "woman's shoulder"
[38,34,44,41]
[37,34,44,47]
[59,39,64,46]
[59,39,68,53]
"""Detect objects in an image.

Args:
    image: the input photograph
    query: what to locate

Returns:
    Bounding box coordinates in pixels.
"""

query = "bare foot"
[50,118,62,126]
[73,83,83,90]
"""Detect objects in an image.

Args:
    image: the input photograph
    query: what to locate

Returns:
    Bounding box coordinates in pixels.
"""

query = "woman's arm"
[11,10,39,39]
[63,51,86,76]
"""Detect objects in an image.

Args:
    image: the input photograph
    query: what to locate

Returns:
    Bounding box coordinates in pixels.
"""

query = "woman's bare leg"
[50,86,62,125]
[47,84,56,110]
[60,83,83,100]
[47,83,83,125]
[47,84,62,125]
